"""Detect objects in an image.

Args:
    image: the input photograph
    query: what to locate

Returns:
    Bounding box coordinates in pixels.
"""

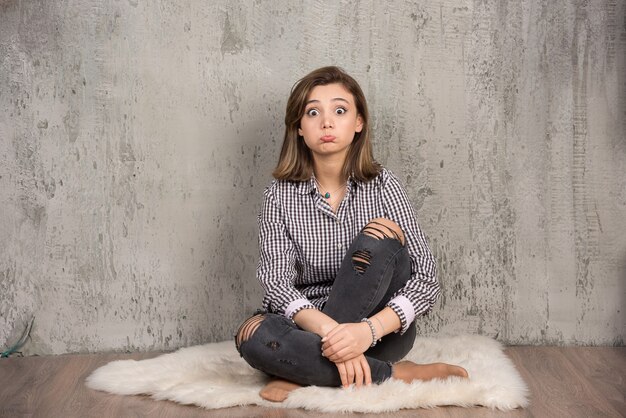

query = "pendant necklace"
[315,178,346,199]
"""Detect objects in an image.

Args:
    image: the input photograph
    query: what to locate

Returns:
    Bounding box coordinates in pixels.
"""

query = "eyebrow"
[305,97,350,105]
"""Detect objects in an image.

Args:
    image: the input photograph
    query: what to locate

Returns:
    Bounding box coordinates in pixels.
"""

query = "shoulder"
[360,167,403,190]
[263,178,310,201]
[358,168,412,208]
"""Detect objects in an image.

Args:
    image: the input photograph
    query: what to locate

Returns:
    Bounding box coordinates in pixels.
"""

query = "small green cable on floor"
[1,317,35,358]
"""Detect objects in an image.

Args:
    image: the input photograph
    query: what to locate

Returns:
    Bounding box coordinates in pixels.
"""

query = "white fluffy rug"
[85,335,529,413]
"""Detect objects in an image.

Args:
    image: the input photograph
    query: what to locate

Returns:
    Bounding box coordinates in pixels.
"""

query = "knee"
[361,218,405,246]
[235,313,265,352]
[352,218,405,274]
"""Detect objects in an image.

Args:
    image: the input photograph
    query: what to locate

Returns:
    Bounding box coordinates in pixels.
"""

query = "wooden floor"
[0,346,624,418]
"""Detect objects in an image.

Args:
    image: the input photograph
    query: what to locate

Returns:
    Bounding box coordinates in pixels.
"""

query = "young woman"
[235,66,468,403]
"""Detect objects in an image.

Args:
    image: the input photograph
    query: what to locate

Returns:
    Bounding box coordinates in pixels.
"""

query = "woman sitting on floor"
[235,66,468,402]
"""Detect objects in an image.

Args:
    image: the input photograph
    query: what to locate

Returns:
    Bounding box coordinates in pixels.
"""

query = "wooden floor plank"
[507,347,625,418]
[0,347,624,418]
[560,347,626,415]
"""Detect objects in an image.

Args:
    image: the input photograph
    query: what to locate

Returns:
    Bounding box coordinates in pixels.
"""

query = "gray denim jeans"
[235,231,416,387]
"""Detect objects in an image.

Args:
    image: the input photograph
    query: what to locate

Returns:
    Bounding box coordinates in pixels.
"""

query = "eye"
[335,107,347,115]
[306,108,319,117]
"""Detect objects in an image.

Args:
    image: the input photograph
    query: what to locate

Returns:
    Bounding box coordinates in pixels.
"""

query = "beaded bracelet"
[361,318,380,347]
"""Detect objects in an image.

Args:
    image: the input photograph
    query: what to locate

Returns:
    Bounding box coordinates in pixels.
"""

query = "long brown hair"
[272,66,381,181]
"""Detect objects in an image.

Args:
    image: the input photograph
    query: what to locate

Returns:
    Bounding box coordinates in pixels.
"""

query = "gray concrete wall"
[0,0,624,355]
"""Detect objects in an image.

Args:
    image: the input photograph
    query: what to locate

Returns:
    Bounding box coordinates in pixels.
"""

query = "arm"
[382,170,439,334]
[292,308,337,337]
[369,306,402,336]
[257,184,316,318]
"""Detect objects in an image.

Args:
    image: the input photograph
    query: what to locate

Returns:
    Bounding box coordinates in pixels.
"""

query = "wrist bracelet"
[373,316,384,335]
[361,318,380,347]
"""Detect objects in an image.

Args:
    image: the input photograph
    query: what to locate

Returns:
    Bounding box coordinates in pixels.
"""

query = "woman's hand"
[321,322,372,363]
[335,354,372,388]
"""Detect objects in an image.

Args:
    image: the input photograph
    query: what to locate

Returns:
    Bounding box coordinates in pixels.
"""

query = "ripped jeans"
[235,224,416,387]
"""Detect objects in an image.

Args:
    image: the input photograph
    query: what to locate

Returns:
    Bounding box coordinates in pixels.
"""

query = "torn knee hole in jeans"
[362,221,405,245]
[352,249,372,274]
[235,314,264,351]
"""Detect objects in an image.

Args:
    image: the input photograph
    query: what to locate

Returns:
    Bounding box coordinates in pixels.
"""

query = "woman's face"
[298,83,363,162]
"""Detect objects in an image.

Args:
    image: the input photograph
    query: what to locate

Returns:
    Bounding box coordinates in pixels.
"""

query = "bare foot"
[259,378,302,402]
[392,361,469,383]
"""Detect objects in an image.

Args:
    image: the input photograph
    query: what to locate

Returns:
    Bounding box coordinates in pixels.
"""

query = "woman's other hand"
[321,322,372,362]
[334,354,372,388]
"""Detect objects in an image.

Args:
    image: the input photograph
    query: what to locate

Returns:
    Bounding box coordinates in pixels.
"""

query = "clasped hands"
[320,322,375,388]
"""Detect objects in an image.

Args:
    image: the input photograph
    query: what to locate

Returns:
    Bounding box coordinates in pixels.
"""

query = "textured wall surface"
[1,0,624,355]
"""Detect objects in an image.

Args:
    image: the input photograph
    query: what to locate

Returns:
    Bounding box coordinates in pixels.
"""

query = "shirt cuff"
[387,295,416,335]
[284,298,315,320]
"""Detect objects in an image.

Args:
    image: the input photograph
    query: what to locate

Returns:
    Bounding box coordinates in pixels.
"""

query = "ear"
[298,127,303,136]
[355,115,364,133]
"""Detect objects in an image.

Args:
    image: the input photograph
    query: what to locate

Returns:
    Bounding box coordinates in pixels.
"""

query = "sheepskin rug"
[85,334,529,413]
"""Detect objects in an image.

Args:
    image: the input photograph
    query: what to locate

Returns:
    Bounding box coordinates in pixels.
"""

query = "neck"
[312,155,347,188]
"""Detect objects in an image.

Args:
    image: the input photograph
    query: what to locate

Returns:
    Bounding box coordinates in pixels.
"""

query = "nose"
[322,115,333,129]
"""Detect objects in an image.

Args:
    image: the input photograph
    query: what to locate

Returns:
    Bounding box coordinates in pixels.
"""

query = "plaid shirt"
[257,168,439,334]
